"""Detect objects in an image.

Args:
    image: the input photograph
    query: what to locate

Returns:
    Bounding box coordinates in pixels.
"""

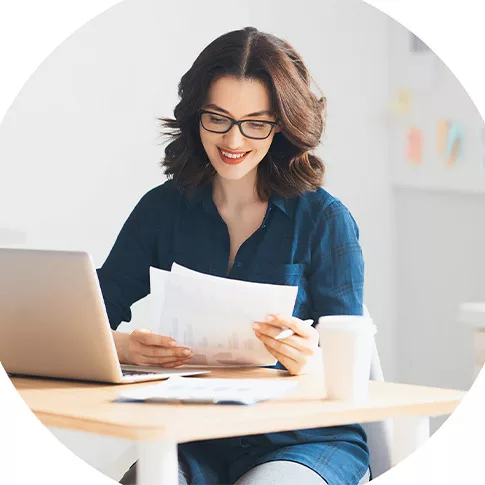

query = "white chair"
[361,305,393,480]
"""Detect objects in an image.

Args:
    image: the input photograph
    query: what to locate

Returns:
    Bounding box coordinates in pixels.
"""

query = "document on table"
[150,264,298,367]
[117,376,300,405]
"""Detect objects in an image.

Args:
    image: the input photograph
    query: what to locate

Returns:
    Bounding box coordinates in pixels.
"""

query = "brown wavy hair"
[159,26,326,200]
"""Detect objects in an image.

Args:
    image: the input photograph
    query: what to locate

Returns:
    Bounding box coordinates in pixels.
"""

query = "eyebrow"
[203,104,274,118]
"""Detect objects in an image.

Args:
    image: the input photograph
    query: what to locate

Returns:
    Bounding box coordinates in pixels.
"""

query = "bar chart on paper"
[168,316,260,365]
[156,268,298,366]
[171,319,256,351]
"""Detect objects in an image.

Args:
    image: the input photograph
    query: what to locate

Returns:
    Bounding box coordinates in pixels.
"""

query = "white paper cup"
[317,315,377,402]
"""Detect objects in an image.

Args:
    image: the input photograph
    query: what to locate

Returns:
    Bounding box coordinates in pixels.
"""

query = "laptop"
[0,248,209,384]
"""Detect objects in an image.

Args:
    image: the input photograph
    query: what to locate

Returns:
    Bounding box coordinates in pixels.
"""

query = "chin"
[213,165,251,181]
[210,158,259,181]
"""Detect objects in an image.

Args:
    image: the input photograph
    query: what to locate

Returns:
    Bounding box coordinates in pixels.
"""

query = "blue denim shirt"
[97,180,369,485]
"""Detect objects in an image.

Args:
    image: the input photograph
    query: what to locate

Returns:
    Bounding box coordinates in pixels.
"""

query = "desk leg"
[137,439,178,485]
[393,416,430,465]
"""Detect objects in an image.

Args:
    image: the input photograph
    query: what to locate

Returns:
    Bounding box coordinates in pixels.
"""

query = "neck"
[212,170,260,210]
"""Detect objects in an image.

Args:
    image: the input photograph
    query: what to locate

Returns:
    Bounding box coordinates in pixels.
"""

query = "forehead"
[204,76,273,117]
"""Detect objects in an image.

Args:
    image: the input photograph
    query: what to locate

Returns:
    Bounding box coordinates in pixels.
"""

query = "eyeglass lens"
[200,112,273,139]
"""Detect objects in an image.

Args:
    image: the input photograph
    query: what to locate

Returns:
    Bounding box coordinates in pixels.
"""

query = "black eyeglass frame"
[198,110,279,140]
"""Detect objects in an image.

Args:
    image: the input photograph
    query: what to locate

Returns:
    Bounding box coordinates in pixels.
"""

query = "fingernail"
[183,349,192,355]
[252,323,261,330]
[266,315,274,322]
[169,340,176,347]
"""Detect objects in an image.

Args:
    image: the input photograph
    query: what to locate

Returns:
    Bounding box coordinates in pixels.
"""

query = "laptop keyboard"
[122,369,158,376]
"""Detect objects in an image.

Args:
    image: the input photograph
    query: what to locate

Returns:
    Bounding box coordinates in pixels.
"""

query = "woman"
[99,27,370,485]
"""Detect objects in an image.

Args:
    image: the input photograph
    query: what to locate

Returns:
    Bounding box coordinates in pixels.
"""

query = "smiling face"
[199,76,280,182]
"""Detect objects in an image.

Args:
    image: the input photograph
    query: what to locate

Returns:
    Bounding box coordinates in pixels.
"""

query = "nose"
[223,124,246,148]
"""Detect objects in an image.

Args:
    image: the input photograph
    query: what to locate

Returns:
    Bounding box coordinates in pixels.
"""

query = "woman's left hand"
[253,314,320,375]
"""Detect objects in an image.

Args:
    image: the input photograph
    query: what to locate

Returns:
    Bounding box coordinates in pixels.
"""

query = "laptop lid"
[0,248,125,383]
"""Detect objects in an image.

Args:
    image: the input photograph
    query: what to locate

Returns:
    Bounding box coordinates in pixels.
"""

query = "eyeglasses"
[198,110,278,140]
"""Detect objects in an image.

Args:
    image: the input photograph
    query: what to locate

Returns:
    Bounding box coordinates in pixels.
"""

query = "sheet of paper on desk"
[117,376,300,405]
[149,265,298,367]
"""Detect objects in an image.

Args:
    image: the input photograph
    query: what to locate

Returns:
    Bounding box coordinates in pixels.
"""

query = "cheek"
[199,126,209,149]
[255,137,274,158]
[199,128,217,154]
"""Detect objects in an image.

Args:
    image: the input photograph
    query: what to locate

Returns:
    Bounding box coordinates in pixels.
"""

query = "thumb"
[132,328,152,342]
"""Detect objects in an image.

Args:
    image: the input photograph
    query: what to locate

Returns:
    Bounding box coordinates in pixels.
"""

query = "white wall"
[0,0,394,479]
[387,21,485,397]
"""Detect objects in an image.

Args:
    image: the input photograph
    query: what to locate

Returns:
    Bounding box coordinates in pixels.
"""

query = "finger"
[149,358,190,367]
[130,336,191,359]
[133,329,177,348]
[253,315,285,330]
[258,314,314,339]
[255,331,300,362]
[136,342,193,359]
[254,324,315,355]
[262,343,296,373]
[134,355,192,367]
[262,342,312,376]
[162,361,188,368]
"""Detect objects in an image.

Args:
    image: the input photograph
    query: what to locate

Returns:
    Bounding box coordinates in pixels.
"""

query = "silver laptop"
[0,248,209,383]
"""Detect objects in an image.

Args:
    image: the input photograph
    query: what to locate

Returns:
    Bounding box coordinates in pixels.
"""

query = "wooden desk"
[12,368,465,485]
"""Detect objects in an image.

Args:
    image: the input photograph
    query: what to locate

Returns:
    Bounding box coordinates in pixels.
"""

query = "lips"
[218,147,251,165]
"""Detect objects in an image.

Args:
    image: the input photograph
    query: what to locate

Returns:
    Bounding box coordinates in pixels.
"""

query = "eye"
[248,122,266,130]
[209,115,227,124]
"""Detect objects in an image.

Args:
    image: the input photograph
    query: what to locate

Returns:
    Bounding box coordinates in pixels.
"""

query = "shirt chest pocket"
[250,263,309,318]
[251,263,306,286]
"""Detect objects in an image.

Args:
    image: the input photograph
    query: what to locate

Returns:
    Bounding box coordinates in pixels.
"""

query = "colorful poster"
[407,127,423,165]
[437,120,463,166]
[388,88,412,115]
[437,120,449,155]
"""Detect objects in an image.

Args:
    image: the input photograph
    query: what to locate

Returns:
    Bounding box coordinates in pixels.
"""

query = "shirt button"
[240,438,251,448]
[236,261,243,268]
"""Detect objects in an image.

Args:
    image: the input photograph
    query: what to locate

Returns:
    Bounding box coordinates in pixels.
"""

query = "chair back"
[361,305,393,480]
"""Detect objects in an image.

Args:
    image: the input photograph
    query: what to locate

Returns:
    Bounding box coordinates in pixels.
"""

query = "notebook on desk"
[116,376,300,405]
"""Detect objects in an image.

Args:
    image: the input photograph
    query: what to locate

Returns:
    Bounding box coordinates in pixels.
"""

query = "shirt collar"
[185,183,211,207]
[186,183,295,219]
[185,183,220,218]
[269,194,295,219]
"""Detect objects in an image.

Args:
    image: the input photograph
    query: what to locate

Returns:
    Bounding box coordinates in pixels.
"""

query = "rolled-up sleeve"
[308,199,364,321]
[96,188,169,330]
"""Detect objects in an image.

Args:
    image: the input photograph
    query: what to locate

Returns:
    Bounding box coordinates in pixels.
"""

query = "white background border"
[1,1,484,483]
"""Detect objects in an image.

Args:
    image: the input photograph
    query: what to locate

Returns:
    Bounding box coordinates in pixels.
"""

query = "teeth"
[221,150,247,159]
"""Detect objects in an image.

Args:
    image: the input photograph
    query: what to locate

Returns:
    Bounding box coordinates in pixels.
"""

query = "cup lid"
[317,315,377,334]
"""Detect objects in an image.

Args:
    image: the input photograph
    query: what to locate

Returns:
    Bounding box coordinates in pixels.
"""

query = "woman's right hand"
[112,329,193,368]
